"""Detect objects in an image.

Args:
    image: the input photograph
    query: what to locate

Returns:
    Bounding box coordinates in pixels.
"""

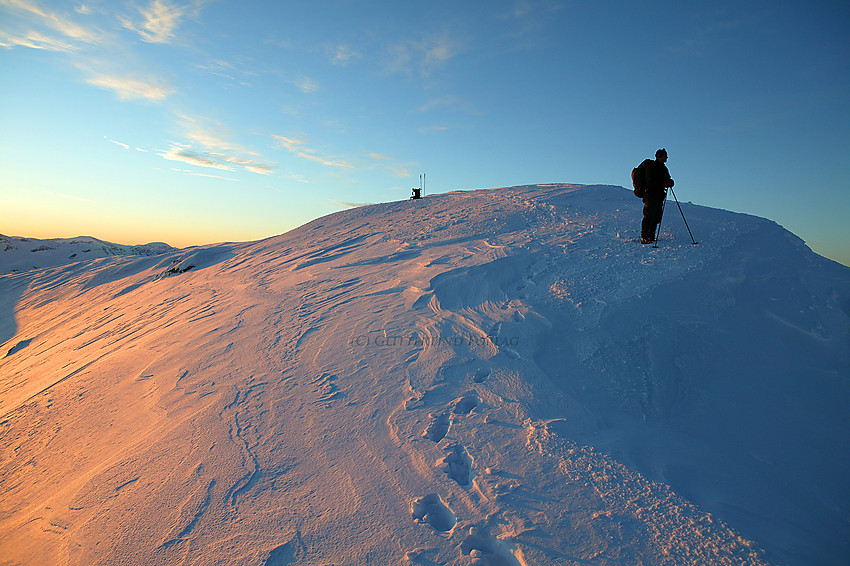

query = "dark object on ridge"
[640,148,673,243]
[411,173,425,200]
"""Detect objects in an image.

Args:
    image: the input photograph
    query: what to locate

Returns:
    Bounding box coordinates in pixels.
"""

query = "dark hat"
[655,148,668,158]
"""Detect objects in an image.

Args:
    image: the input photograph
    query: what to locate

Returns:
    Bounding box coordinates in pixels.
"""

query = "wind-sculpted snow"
[1,184,848,565]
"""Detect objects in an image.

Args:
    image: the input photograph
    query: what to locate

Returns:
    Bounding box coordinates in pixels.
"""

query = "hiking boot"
[641,237,654,244]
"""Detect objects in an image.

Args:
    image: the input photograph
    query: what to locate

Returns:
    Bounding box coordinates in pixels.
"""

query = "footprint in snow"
[424,413,451,442]
[411,494,457,532]
[423,393,479,441]
[405,388,426,410]
[441,444,473,487]
[403,548,444,566]
[452,392,480,415]
[461,526,522,566]
[472,367,490,383]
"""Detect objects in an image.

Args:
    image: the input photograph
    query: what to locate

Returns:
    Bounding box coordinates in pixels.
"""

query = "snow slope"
[0,235,174,276]
[1,184,848,565]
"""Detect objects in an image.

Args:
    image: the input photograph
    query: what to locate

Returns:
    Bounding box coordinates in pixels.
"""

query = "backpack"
[631,159,652,198]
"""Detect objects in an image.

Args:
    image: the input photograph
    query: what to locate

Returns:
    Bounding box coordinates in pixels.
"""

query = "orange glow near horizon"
[3,205,291,249]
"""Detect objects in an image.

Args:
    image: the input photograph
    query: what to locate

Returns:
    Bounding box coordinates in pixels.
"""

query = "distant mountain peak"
[0,235,175,275]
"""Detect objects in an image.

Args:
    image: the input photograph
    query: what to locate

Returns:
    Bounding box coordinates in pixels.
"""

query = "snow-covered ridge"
[1,184,847,565]
[0,234,175,275]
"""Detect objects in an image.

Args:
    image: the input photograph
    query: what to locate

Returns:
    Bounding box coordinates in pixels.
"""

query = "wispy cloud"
[510,0,563,19]
[384,31,464,76]
[231,159,275,175]
[294,76,319,94]
[161,116,276,175]
[86,73,174,100]
[367,153,413,178]
[1,1,192,107]
[423,34,458,66]
[499,0,565,40]
[330,199,373,209]
[0,0,101,50]
[5,0,100,41]
[181,115,246,153]
[196,58,254,85]
[108,138,131,149]
[330,43,359,65]
[280,172,309,184]
[273,135,353,169]
[0,29,76,51]
[169,167,239,181]
[418,124,449,134]
[122,0,191,44]
[162,144,233,170]
[161,143,274,175]
[417,95,479,114]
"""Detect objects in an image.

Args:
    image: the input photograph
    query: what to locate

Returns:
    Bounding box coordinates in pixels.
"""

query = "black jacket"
[644,160,671,200]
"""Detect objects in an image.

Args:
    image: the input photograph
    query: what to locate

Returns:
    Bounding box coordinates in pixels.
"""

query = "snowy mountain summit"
[1,184,848,566]
[0,234,174,275]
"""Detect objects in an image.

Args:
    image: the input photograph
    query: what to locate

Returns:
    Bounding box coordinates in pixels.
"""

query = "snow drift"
[1,184,848,565]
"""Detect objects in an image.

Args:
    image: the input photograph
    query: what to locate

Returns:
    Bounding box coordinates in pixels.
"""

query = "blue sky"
[1,1,848,265]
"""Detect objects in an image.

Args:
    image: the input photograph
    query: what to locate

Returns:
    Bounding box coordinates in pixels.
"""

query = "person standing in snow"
[641,148,674,244]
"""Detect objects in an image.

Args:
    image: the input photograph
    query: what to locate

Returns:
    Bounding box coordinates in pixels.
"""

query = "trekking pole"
[652,192,668,249]
[669,188,698,245]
